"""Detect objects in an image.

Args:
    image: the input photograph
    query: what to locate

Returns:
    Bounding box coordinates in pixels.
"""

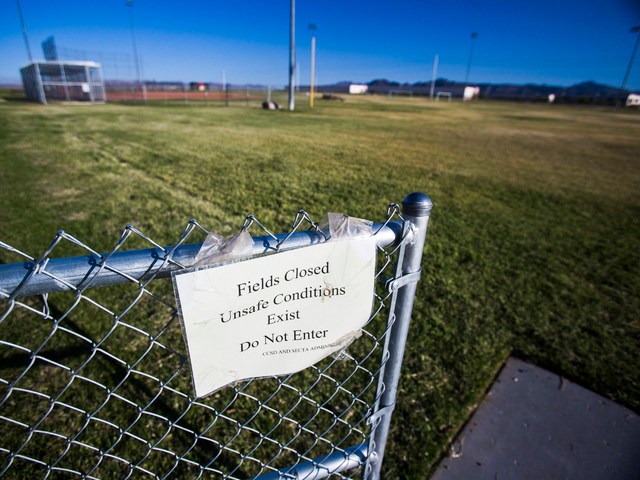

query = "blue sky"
[2,0,639,89]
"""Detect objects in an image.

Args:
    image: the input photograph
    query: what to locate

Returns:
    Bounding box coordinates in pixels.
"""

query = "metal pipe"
[430,54,439,99]
[85,64,94,102]
[310,34,316,108]
[33,62,47,105]
[59,61,70,101]
[288,0,296,111]
[256,443,367,480]
[98,64,107,102]
[127,0,146,103]
[15,0,34,64]
[465,32,478,85]
[364,192,433,480]
[0,221,402,298]
[621,26,640,92]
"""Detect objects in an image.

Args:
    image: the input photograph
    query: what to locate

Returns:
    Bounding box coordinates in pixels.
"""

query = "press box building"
[20,61,106,104]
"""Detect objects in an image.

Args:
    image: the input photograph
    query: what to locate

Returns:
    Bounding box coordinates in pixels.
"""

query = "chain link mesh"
[0,204,409,479]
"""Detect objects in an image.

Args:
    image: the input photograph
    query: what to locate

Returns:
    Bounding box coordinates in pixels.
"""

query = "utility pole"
[430,54,439,99]
[288,0,295,111]
[465,32,478,85]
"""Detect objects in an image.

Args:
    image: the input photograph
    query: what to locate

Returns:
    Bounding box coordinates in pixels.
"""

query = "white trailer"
[463,86,480,101]
[349,84,368,95]
[626,93,640,107]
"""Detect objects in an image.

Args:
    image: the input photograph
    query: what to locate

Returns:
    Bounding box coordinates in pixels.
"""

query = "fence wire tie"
[366,402,396,427]
[277,209,325,248]
[40,293,50,318]
[385,268,421,293]
[242,214,278,241]
[0,241,34,261]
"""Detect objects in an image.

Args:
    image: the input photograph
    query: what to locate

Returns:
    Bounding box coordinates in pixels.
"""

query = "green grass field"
[1,93,639,478]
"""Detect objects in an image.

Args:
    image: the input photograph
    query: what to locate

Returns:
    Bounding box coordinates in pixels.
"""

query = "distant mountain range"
[317,79,633,104]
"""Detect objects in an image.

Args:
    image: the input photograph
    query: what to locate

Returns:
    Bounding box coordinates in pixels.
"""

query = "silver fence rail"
[0,192,432,479]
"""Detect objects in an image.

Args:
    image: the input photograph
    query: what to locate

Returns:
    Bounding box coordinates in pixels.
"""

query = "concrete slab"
[431,357,640,480]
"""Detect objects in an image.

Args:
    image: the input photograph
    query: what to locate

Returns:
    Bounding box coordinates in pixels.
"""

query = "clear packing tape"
[319,212,373,240]
[192,212,374,267]
[193,229,254,268]
[318,213,374,360]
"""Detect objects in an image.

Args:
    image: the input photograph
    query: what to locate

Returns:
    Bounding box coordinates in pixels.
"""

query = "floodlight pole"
[15,0,33,63]
[430,54,439,99]
[465,32,478,84]
[288,0,295,111]
[309,24,317,108]
[223,69,229,107]
[15,0,46,104]
[621,26,640,93]
[310,36,316,107]
[127,0,146,103]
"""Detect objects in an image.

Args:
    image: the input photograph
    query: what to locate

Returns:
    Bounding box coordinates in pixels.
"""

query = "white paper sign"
[174,236,377,397]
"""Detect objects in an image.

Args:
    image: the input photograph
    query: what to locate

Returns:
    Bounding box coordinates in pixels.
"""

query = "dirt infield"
[106,90,266,102]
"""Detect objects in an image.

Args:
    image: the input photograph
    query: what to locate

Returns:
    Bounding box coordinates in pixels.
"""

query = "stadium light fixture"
[621,26,640,92]
[465,32,478,85]
[309,24,317,108]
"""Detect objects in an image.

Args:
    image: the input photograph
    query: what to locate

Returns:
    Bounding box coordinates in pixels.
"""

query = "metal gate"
[0,192,432,479]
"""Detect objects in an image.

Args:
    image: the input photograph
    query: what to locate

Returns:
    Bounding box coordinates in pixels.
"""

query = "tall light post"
[621,26,640,92]
[127,0,146,102]
[15,0,33,63]
[430,54,439,99]
[288,0,295,111]
[15,0,46,104]
[465,32,478,85]
[309,24,317,108]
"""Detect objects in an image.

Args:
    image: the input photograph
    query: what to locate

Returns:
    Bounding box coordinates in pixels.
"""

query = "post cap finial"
[402,192,433,217]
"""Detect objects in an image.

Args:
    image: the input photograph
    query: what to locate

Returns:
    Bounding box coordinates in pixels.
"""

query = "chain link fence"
[0,193,432,479]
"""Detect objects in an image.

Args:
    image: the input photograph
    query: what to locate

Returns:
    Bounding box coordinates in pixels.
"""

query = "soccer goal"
[435,91,452,102]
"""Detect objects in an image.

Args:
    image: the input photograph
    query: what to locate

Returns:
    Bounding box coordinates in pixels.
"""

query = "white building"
[349,84,368,95]
[20,61,106,104]
[463,86,480,101]
[626,93,640,107]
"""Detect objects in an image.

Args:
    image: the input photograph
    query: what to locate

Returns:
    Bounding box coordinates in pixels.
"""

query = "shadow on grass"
[0,90,27,102]
[0,298,241,477]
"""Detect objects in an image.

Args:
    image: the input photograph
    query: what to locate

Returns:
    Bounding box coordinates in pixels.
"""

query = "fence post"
[365,192,433,480]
